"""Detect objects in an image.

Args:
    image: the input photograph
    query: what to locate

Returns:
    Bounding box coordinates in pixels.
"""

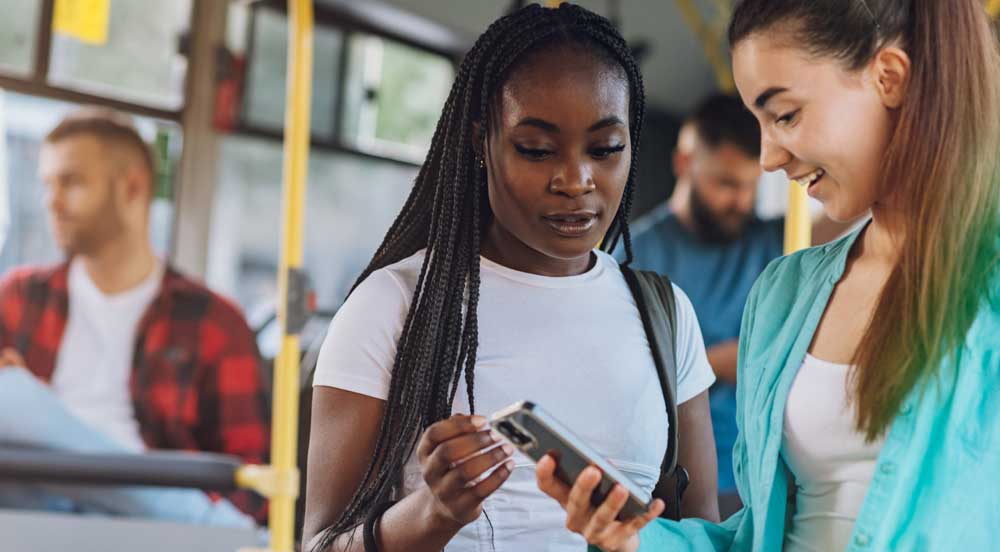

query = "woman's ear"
[870,46,910,109]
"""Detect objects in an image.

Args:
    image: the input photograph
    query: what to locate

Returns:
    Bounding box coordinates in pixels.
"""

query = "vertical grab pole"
[784,182,811,254]
[270,0,312,549]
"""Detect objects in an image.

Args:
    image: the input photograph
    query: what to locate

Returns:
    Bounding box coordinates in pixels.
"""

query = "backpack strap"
[619,264,688,520]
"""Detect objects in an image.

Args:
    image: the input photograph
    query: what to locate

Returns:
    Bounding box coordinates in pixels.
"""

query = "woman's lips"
[542,213,597,237]
[806,173,825,198]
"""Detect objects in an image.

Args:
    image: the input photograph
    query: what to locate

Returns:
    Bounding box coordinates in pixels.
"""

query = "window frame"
[0,0,191,122]
[237,0,466,168]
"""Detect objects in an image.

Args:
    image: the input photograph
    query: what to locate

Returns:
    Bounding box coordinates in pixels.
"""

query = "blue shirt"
[618,206,784,492]
[630,226,1000,551]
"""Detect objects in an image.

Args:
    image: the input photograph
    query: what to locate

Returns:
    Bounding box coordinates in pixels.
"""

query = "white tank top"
[781,354,884,552]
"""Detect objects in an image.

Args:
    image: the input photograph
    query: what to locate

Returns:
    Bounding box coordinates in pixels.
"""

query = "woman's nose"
[549,162,595,197]
[760,135,792,173]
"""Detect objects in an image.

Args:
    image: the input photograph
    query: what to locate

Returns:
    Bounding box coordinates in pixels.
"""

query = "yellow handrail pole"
[988,0,1000,19]
[784,183,811,254]
[674,0,735,93]
[263,0,313,550]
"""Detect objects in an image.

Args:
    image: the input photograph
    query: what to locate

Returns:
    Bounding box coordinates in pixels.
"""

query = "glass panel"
[0,91,182,275]
[243,6,341,140]
[0,0,40,76]
[342,35,454,161]
[47,0,192,109]
[206,135,416,356]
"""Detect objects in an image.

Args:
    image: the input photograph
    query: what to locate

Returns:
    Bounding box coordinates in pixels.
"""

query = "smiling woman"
[537,0,1000,551]
[302,4,720,552]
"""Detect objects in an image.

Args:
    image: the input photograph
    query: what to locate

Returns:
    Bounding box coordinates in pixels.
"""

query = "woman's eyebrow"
[513,116,625,133]
[754,86,789,109]
[588,116,625,132]
[515,117,559,132]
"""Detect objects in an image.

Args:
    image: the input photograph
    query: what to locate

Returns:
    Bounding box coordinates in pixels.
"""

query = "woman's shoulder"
[750,230,858,304]
[332,250,427,329]
[314,251,426,392]
[352,249,425,299]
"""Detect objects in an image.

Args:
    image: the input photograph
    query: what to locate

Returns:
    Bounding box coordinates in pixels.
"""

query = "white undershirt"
[782,354,884,552]
[314,249,716,552]
[51,258,164,452]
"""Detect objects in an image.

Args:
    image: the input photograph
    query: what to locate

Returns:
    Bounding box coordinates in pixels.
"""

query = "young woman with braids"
[302,4,720,551]
[538,1,1000,551]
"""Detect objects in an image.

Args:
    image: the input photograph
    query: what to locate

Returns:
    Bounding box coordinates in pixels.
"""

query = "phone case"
[490,400,652,519]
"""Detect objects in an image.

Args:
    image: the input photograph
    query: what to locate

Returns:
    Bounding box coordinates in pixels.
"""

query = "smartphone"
[490,400,652,519]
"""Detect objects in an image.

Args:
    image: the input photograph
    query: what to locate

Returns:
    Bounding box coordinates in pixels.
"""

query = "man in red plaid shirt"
[0,109,269,525]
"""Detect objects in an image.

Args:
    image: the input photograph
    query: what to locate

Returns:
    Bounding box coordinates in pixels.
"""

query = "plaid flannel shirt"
[0,263,270,524]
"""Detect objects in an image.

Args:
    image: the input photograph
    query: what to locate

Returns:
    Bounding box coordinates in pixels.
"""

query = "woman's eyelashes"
[514,144,554,160]
[513,143,626,161]
[590,144,626,160]
[775,109,800,127]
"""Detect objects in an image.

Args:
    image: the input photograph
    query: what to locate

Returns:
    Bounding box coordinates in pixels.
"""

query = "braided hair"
[314,3,645,547]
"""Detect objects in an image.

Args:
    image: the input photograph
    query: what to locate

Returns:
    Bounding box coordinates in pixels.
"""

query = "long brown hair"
[730,0,1000,440]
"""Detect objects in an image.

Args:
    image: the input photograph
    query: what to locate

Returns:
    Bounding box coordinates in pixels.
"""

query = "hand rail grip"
[0,446,242,491]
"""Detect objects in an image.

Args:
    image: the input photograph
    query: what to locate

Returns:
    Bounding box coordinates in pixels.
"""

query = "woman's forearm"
[309,487,465,552]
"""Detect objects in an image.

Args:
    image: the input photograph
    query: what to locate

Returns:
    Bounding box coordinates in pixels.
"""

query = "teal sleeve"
[583,510,745,552]
[635,510,743,551]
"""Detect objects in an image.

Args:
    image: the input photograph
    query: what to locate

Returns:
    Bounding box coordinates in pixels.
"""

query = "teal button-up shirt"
[628,226,1000,551]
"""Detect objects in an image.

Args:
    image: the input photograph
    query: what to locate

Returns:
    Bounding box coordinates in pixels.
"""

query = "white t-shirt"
[51,258,164,452]
[314,249,715,551]
[782,354,884,552]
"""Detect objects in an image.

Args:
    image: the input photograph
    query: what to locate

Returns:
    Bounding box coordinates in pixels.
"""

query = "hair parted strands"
[729,0,1000,441]
[313,4,645,549]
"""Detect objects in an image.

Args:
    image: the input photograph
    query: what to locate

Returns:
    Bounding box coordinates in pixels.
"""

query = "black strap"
[363,500,398,552]
[619,264,686,520]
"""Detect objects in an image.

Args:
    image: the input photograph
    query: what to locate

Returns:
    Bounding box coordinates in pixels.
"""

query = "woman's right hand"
[536,454,664,552]
[416,414,515,528]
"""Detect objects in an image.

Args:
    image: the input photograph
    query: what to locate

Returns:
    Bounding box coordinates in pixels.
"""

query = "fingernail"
[502,443,514,455]
[505,460,515,471]
[471,415,488,429]
[490,429,502,442]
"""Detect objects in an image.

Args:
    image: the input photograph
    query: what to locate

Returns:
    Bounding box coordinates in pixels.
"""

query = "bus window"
[242,5,343,141]
[48,0,192,110]
[341,33,455,162]
[214,2,457,335]
[206,135,414,325]
[0,0,40,77]
[235,3,456,163]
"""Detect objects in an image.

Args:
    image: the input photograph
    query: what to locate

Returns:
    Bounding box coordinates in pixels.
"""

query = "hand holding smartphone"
[490,400,655,519]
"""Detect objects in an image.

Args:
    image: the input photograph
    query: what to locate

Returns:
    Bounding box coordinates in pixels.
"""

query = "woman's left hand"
[536,454,664,552]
